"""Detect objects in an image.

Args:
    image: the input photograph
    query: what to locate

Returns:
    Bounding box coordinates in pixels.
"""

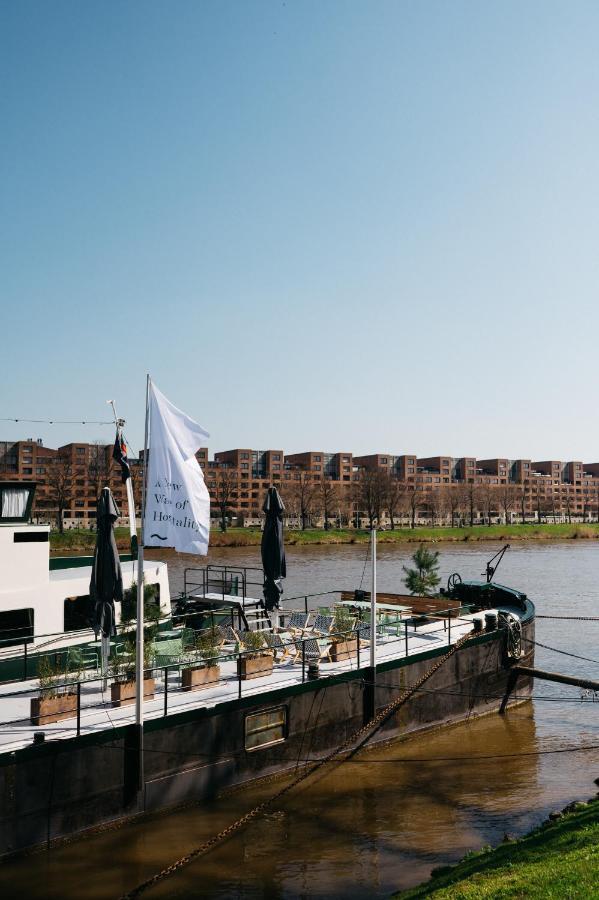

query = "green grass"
[396,799,599,899]
[49,522,599,553]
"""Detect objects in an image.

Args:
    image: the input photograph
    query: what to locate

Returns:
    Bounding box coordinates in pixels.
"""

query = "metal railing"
[183,564,264,606]
[0,609,484,745]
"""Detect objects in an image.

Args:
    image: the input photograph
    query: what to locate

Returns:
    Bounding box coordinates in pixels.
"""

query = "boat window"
[64,595,91,632]
[0,608,34,648]
[245,707,287,751]
[1,488,29,519]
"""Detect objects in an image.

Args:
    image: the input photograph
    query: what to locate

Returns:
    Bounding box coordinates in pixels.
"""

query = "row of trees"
[212,466,599,531]
[38,442,139,533]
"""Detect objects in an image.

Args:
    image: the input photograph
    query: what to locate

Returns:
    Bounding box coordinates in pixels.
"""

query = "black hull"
[0,613,534,859]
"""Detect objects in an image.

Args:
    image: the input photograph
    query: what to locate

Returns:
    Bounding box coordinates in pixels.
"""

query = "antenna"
[106,400,125,430]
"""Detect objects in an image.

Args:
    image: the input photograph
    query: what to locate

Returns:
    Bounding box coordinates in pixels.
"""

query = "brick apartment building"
[2,437,599,528]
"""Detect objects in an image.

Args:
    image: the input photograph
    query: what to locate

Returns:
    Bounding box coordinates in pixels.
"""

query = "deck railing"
[0,609,484,744]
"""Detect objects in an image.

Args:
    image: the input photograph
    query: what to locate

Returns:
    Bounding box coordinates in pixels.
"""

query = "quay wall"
[0,619,534,859]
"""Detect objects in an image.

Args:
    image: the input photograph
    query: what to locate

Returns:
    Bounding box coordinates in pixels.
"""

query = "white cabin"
[0,482,171,660]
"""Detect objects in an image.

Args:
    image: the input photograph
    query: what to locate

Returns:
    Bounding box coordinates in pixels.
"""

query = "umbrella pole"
[101,634,110,691]
[135,374,151,807]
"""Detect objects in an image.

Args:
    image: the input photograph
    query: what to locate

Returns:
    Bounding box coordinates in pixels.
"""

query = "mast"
[135,374,150,803]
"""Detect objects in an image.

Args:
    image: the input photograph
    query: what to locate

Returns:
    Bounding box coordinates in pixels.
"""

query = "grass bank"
[49,523,599,553]
[396,797,599,899]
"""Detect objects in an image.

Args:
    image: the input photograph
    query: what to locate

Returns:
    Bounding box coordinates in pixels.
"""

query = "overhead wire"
[0,417,114,425]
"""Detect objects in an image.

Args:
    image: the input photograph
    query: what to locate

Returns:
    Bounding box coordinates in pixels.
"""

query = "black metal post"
[405,625,408,657]
[302,640,306,682]
[238,652,242,699]
[76,681,81,737]
[23,641,28,681]
[357,635,361,668]
[304,596,308,614]
[448,614,451,645]
[164,667,168,716]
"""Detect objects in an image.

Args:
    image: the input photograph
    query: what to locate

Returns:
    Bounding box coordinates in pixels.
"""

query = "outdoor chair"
[310,614,334,636]
[217,624,241,646]
[265,631,294,661]
[287,611,311,635]
[299,636,333,663]
[154,637,184,674]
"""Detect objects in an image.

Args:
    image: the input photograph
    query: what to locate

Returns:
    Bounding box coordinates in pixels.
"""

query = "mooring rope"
[121,628,474,899]
[536,615,599,621]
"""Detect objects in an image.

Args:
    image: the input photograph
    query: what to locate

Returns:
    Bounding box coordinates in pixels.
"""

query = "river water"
[2,541,599,898]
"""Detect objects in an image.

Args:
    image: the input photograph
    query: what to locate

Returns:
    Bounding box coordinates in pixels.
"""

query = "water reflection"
[2,542,599,897]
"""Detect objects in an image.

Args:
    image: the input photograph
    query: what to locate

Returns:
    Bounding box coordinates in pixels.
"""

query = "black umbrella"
[261,487,286,612]
[90,487,123,644]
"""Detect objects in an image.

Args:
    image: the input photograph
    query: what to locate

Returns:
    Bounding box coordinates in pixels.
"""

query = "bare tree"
[424,488,443,527]
[383,472,409,530]
[288,472,316,530]
[463,482,479,526]
[355,469,387,529]
[402,487,423,529]
[477,483,496,526]
[87,441,112,498]
[443,485,462,527]
[212,466,238,532]
[515,482,528,524]
[564,491,573,525]
[497,483,520,525]
[47,450,73,532]
[318,478,339,530]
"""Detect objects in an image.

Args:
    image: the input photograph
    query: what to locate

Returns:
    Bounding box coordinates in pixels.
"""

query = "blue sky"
[2,1,599,461]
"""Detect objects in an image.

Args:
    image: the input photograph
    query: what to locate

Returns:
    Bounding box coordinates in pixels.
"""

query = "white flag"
[145,382,211,555]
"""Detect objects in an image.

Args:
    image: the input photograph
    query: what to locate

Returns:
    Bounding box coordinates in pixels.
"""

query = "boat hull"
[0,613,534,859]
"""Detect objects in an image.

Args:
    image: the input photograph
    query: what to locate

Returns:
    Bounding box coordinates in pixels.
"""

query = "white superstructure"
[0,482,170,660]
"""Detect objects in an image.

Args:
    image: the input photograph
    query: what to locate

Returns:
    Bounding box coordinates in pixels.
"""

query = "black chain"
[121,627,473,899]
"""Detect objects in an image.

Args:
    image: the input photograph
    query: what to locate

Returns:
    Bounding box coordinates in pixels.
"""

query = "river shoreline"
[397,794,599,898]
[49,522,599,554]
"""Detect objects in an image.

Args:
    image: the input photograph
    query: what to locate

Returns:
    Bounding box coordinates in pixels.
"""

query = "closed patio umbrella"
[261,487,286,616]
[90,487,123,681]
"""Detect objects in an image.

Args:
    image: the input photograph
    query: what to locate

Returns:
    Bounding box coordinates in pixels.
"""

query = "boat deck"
[0,610,495,755]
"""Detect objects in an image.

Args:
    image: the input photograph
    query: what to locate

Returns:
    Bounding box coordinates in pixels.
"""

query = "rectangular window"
[0,608,34,647]
[314,455,321,462]
[14,532,48,543]
[64,595,91,632]
[245,706,287,750]
[273,454,281,461]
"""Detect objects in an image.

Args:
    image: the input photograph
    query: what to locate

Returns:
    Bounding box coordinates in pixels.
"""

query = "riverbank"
[397,797,599,899]
[49,522,599,553]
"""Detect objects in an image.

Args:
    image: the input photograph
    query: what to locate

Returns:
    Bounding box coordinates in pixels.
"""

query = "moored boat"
[0,546,534,859]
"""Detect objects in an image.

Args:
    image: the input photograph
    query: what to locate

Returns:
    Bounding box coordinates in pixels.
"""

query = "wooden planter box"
[330,638,359,662]
[111,678,155,708]
[182,664,220,692]
[30,693,78,726]
[237,654,273,680]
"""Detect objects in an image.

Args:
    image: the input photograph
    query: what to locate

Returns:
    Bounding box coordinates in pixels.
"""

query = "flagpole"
[136,374,150,804]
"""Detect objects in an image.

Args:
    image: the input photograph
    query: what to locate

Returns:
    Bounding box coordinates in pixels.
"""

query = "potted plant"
[109,636,156,707]
[330,607,358,661]
[237,630,273,680]
[30,651,82,725]
[182,629,221,691]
